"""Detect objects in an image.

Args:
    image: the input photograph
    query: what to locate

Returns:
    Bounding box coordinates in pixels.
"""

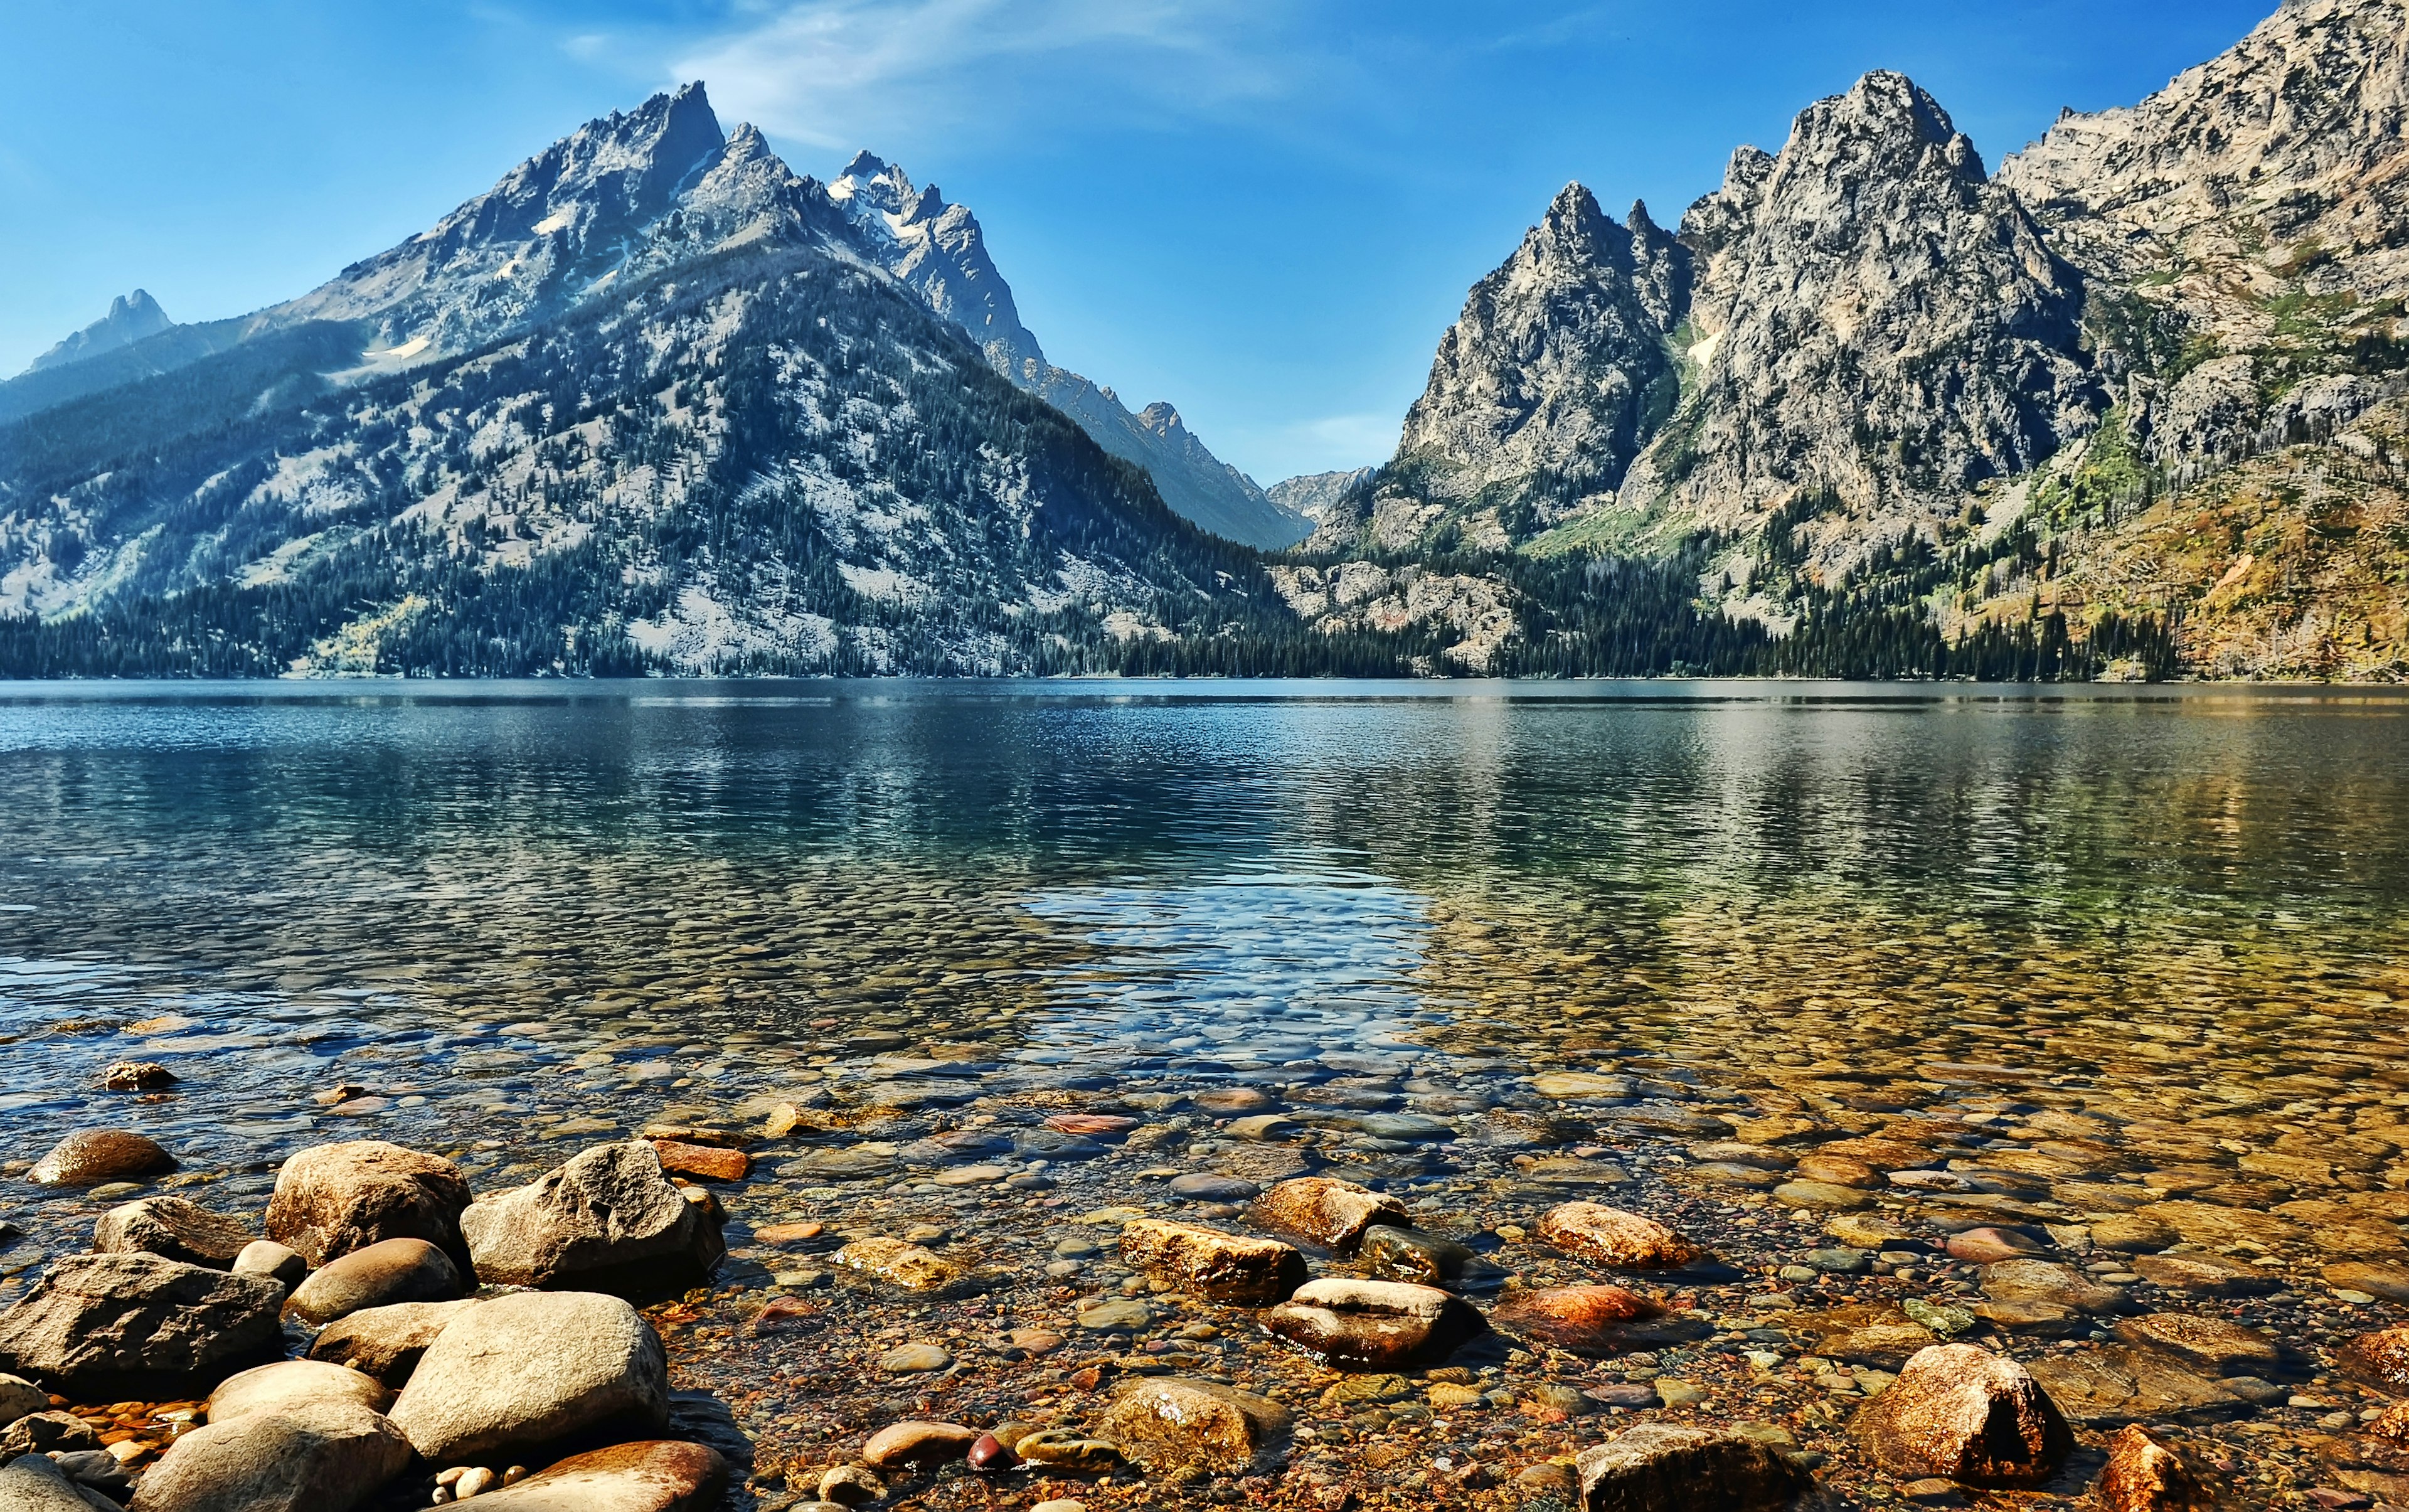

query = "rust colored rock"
[1575,1424,1812,1511]
[267,1141,472,1268]
[1490,1286,1712,1358]
[1046,1113,1141,1137]
[1793,1153,1880,1188]
[94,1196,253,1269]
[861,1420,977,1469]
[1849,1343,2073,1486]
[1538,1203,1701,1270]
[1249,1177,1407,1254]
[2341,1324,2409,1390]
[967,1432,1018,1472]
[754,1222,824,1246]
[1100,1376,1292,1474]
[649,1140,752,1183]
[102,1062,178,1091]
[1118,1219,1307,1304]
[29,1129,175,1187]
[1262,1278,1486,1370]
[2093,1424,2208,1512]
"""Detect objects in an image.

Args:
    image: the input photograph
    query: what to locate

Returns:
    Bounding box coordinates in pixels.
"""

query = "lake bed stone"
[1098,1376,1290,1474]
[1248,1177,1407,1254]
[30,1129,174,1188]
[462,1142,722,1298]
[1262,1278,1484,1370]
[1538,1202,1701,1270]
[1575,1424,1812,1511]
[1850,1343,2071,1486]
[1118,1218,1306,1303]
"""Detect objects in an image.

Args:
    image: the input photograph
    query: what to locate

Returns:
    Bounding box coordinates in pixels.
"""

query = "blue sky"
[2,0,2274,484]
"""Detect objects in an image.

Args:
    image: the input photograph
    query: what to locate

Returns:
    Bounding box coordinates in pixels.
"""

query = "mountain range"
[3,0,2401,679]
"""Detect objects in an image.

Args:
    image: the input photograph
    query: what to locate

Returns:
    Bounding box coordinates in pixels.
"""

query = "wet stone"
[1538,1202,1702,1270]
[863,1420,977,1469]
[1979,1258,2132,1316]
[2327,1260,2409,1303]
[2340,1325,2409,1391]
[102,1062,178,1091]
[29,1129,175,1187]
[1575,1424,1813,1512]
[1099,1376,1291,1474]
[1248,1177,1407,1254]
[833,1237,964,1295]
[1490,1286,1713,1358]
[2023,1346,2248,1426]
[1118,1218,1306,1304]
[1358,1224,1483,1286]
[2129,1252,2279,1297]
[1262,1279,1485,1370]
[2095,1424,2211,1512]
[1850,1343,2071,1487]
[1944,1226,2050,1264]
[2114,1313,2286,1377]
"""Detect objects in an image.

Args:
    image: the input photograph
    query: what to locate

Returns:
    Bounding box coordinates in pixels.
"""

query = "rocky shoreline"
[4,1043,2409,1511]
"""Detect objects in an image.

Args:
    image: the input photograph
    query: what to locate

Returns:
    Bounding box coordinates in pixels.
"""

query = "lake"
[3,679,2406,1504]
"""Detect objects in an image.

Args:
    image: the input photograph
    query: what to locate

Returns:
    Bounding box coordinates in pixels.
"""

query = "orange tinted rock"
[1117,1220,1306,1304]
[649,1141,750,1183]
[1248,1178,1407,1254]
[2093,1424,2208,1512]
[29,1130,175,1187]
[1850,1343,2072,1486]
[1793,1154,1880,1188]
[1262,1279,1485,1370]
[2341,1324,2409,1390]
[459,1438,730,1511]
[754,1223,824,1247]
[862,1420,977,1469]
[1536,1203,1701,1270]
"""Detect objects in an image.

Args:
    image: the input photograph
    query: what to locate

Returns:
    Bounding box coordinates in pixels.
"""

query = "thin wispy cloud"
[666,0,1304,150]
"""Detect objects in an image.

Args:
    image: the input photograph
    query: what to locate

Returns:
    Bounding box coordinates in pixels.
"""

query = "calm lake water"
[3,679,2407,1279]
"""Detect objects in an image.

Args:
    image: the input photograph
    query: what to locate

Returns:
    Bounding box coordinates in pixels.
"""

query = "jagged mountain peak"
[24,289,177,375]
[1775,70,1986,191]
[1135,402,1188,437]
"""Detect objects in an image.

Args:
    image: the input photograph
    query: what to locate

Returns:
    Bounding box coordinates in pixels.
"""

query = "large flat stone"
[386,1291,669,1462]
[0,1252,283,1398]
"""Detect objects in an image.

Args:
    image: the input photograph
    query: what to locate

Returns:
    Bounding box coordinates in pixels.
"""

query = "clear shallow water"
[2,679,2407,1270]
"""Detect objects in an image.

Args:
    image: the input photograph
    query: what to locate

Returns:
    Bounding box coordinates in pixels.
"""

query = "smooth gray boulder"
[206,1359,393,1423]
[305,1299,478,1388]
[386,1291,670,1462]
[285,1237,462,1326]
[125,1398,412,1512]
[265,1141,472,1269]
[93,1196,254,1268]
[461,1142,722,1297]
[0,1452,120,1512]
[233,1240,308,1296]
[0,1252,282,1398]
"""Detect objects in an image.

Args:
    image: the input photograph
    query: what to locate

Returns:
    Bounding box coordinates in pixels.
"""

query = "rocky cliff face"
[1267,467,1375,523]
[1624,72,2101,572]
[1368,187,1688,550]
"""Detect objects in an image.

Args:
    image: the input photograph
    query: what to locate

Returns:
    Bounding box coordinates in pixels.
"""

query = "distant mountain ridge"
[0,84,1314,676]
[6,0,2401,681]
[825,152,1307,548]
